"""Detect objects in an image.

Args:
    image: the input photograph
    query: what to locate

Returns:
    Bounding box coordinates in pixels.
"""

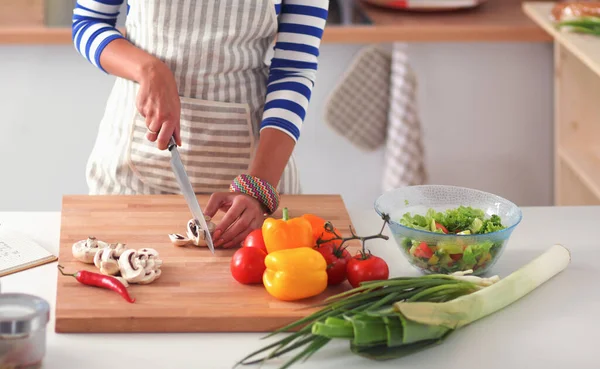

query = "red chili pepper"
[58,265,135,303]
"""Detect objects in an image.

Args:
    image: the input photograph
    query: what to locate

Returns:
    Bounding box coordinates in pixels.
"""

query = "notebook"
[0,226,57,277]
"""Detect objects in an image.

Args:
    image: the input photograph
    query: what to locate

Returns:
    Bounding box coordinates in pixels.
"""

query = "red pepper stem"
[57,264,77,277]
[282,207,289,221]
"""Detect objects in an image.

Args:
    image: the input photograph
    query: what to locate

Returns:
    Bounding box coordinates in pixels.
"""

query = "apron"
[85,0,301,195]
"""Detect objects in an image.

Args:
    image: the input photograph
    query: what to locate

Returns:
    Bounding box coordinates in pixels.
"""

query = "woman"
[72,0,329,248]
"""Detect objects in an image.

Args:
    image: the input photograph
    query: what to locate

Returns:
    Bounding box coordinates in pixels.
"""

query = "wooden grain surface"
[55,194,363,333]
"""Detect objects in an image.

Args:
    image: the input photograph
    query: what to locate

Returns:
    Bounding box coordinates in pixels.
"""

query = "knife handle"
[168,136,178,151]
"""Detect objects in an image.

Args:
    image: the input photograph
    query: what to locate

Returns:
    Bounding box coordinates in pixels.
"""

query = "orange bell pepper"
[262,247,328,301]
[302,214,342,249]
[262,208,313,254]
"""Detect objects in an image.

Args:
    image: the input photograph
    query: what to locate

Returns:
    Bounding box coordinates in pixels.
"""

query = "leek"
[395,244,571,328]
[234,244,570,369]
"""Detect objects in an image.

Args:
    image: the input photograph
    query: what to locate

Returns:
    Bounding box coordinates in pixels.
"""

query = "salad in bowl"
[374,185,522,275]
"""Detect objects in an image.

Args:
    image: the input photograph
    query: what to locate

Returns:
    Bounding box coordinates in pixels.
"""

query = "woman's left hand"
[203,192,266,248]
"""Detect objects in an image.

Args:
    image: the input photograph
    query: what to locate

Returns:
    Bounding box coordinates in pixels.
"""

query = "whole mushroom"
[72,236,109,264]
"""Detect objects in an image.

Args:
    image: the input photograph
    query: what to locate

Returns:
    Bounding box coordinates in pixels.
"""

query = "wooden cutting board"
[55,194,364,333]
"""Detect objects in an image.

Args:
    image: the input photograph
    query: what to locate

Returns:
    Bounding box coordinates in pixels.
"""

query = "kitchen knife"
[168,136,215,254]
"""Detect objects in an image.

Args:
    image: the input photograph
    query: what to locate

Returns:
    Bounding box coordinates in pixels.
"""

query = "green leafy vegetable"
[398,206,507,275]
[234,245,570,369]
[400,206,503,235]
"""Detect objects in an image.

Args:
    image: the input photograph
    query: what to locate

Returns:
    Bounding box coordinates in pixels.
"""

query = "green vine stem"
[315,213,391,257]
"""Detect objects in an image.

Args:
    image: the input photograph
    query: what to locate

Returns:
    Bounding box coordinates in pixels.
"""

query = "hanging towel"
[324,43,427,190]
[324,45,391,151]
[382,43,427,191]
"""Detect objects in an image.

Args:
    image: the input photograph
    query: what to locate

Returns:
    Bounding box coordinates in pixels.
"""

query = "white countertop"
[0,206,598,369]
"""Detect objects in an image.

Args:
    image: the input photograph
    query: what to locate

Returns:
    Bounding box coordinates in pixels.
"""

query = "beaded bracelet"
[229,174,280,215]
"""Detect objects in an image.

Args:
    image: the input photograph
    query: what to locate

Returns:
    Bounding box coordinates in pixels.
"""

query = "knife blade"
[168,137,215,254]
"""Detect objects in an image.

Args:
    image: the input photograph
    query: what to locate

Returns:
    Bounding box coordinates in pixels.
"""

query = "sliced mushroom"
[169,233,191,247]
[138,268,162,285]
[136,248,163,285]
[107,242,127,258]
[118,249,146,284]
[186,217,216,247]
[72,236,109,264]
[93,247,120,276]
[138,248,163,270]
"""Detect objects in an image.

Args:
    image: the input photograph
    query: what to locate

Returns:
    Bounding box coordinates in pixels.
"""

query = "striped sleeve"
[72,0,126,73]
[260,0,329,143]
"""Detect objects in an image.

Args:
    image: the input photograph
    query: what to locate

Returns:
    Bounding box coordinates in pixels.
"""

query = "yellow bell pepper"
[263,247,328,301]
[262,207,313,254]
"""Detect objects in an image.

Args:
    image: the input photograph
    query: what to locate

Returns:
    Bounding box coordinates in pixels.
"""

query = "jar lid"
[0,293,50,337]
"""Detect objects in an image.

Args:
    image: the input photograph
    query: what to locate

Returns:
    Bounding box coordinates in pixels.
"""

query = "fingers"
[221,227,252,249]
[221,218,262,249]
[218,210,254,248]
[136,85,181,149]
[145,117,161,142]
[156,121,175,150]
[204,192,235,218]
[213,199,247,247]
[173,123,182,147]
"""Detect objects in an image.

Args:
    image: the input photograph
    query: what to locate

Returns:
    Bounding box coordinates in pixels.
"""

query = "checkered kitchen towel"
[324,43,427,190]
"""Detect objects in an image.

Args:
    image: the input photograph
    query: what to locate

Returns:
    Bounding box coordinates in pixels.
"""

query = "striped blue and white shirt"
[72,0,329,143]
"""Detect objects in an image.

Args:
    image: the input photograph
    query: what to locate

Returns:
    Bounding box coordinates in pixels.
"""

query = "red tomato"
[434,222,449,234]
[316,245,352,285]
[413,241,433,259]
[230,247,267,285]
[242,229,267,254]
[346,253,389,288]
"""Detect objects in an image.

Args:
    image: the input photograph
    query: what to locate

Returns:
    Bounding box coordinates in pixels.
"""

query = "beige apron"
[85,0,301,195]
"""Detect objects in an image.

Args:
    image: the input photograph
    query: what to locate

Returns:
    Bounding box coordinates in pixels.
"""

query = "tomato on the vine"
[346,252,389,288]
[230,247,267,285]
[242,229,267,254]
[316,245,352,286]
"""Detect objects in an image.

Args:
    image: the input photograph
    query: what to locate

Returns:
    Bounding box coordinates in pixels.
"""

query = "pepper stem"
[57,264,76,277]
[282,207,289,221]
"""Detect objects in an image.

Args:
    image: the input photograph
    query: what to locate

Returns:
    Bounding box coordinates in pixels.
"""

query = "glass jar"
[0,293,50,369]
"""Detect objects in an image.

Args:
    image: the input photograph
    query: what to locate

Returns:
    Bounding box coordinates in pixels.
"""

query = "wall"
[0,41,554,212]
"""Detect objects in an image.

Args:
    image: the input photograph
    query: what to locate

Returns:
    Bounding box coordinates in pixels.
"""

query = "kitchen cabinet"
[524,2,600,205]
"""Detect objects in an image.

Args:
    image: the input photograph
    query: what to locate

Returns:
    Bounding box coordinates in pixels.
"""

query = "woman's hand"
[136,60,182,150]
[204,192,267,249]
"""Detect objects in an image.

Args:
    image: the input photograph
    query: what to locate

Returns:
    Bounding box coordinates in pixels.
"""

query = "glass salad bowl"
[374,185,522,276]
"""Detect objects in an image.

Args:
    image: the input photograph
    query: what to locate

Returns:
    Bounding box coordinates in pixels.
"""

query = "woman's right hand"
[136,60,182,150]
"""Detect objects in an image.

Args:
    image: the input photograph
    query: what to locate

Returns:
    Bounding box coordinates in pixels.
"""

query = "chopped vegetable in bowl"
[374,185,522,276]
[399,206,507,274]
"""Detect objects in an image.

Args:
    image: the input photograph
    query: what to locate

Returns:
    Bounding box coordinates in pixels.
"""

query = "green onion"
[556,17,600,35]
[234,245,570,368]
